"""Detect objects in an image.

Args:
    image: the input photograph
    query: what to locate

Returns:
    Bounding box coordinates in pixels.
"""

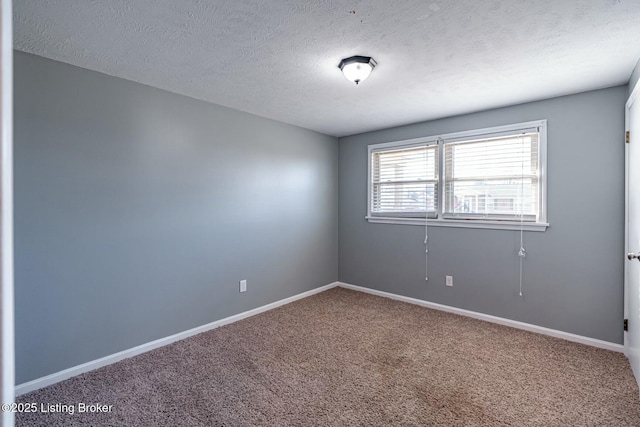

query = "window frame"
[370,139,440,219]
[366,120,548,231]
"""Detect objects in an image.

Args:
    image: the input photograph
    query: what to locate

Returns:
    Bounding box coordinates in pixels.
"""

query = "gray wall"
[339,86,627,344]
[629,56,640,97]
[14,51,338,384]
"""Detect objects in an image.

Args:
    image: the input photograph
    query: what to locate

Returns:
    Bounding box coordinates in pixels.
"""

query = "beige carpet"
[16,287,640,426]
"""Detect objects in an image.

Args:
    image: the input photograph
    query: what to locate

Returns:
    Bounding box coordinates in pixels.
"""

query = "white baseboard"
[338,282,624,353]
[17,280,623,396]
[16,282,340,396]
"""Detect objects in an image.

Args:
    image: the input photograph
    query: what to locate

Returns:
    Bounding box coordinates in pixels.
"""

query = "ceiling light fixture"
[338,56,377,85]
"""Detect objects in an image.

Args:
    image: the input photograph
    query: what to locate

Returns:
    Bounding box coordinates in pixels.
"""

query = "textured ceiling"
[13,0,640,137]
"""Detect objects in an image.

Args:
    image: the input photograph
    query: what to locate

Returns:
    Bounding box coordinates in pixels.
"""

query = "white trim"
[16,282,340,396]
[625,78,640,367]
[426,120,546,144]
[338,282,624,353]
[628,77,640,110]
[538,121,548,225]
[369,135,440,152]
[1,0,14,424]
[624,90,633,356]
[365,216,548,231]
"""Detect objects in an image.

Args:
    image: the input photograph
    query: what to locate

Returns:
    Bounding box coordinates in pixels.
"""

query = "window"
[443,132,539,221]
[371,144,438,218]
[367,121,547,231]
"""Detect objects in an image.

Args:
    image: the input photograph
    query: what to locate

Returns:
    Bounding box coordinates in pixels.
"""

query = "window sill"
[365,216,549,232]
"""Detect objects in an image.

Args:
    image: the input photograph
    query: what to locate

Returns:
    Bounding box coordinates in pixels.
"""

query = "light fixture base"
[338,56,377,85]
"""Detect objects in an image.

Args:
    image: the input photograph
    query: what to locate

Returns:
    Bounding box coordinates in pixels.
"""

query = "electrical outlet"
[239,280,247,293]
[446,276,453,287]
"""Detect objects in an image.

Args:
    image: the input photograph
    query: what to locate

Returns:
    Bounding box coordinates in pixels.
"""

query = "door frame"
[1,0,13,425]
[625,80,640,358]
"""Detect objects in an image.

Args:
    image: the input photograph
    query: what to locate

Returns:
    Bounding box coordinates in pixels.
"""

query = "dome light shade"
[338,56,377,85]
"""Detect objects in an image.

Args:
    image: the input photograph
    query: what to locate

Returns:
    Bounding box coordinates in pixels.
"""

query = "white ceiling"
[13,0,640,137]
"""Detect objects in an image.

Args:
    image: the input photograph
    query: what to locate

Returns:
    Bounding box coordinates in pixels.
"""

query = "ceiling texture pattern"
[13,0,640,137]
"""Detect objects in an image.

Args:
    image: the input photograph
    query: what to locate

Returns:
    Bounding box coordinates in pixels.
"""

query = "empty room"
[4,0,640,426]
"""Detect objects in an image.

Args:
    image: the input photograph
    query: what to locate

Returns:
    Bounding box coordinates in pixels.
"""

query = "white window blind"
[371,144,438,217]
[366,120,547,231]
[443,132,539,221]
